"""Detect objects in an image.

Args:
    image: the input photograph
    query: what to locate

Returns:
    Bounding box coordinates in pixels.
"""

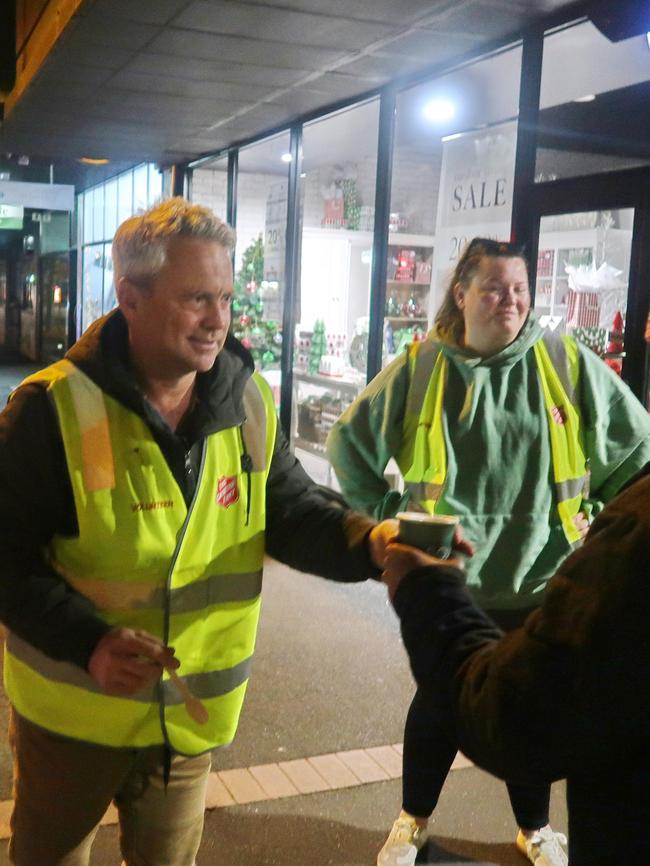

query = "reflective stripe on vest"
[398,334,588,545]
[3,360,277,755]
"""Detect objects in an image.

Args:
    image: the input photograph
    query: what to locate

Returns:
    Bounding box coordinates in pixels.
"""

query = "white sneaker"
[377,813,427,866]
[516,825,568,866]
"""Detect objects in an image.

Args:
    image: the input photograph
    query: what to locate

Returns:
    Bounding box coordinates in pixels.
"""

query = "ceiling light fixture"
[423,98,456,123]
[573,94,596,103]
[78,157,110,165]
[280,152,292,163]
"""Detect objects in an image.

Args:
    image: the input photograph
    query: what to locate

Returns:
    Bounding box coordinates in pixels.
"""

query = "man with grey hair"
[0,197,394,866]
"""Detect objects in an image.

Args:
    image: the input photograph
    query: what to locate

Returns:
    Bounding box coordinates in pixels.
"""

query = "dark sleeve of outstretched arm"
[392,566,502,695]
[390,568,573,782]
[264,425,380,581]
[390,480,650,783]
[0,386,112,668]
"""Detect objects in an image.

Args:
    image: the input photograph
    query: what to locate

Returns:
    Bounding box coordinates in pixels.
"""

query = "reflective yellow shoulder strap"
[533,334,588,545]
[16,359,115,492]
[399,339,447,513]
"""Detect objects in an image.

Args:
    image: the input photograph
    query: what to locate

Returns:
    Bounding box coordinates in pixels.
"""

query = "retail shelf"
[385,316,428,322]
[388,233,435,247]
[293,371,363,393]
[293,436,327,456]
[386,280,430,287]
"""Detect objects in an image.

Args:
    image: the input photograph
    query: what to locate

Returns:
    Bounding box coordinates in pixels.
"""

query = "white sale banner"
[431,121,517,312]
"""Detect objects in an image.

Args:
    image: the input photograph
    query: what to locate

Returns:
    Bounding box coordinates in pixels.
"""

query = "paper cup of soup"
[396,512,459,559]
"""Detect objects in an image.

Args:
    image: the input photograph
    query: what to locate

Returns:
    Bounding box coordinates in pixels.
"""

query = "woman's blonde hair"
[433,237,527,345]
[112,196,236,286]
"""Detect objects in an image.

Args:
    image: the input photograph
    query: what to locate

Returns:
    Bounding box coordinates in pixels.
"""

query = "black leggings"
[402,607,550,831]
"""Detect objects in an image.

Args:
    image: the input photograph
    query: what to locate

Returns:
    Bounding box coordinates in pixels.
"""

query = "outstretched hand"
[573,511,590,540]
[368,519,399,569]
[88,627,179,696]
[381,522,473,600]
[382,543,465,599]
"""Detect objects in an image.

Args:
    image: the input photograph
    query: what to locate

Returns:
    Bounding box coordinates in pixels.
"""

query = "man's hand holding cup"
[381,513,474,599]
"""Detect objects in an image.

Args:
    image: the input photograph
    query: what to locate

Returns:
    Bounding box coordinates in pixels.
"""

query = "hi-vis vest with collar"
[396,333,589,547]
[3,359,277,756]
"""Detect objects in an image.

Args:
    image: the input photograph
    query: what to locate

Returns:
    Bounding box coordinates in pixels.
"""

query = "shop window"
[233,134,290,410]
[191,157,228,216]
[82,189,93,246]
[291,99,380,482]
[82,244,105,332]
[102,242,115,316]
[148,165,162,206]
[133,164,148,214]
[78,164,158,334]
[534,209,634,379]
[92,184,104,245]
[38,211,70,255]
[383,46,522,367]
[104,178,118,239]
[117,171,133,226]
[537,21,650,182]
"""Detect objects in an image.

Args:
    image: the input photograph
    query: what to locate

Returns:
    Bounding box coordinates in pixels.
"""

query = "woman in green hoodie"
[327,238,650,866]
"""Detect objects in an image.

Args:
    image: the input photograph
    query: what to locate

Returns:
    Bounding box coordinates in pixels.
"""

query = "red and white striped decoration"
[566,290,601,328]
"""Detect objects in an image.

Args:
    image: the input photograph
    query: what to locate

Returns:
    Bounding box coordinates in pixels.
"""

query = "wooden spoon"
[166,667,209,725]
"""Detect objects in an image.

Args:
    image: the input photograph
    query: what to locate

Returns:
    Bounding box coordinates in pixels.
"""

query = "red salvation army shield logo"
[216,476,239,508]
[551,405,566,426]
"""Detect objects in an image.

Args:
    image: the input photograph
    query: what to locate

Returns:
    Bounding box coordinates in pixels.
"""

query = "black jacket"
[0,311,378,670]
[392,463,650,785]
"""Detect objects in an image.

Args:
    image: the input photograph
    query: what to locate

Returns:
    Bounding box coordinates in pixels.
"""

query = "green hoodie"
[327,316,650,609]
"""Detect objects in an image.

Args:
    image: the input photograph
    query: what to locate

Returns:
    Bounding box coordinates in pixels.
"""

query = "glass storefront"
[191,156,228,217]
[77,163,162,335]
[235,134,291,408]
[534,208,634,376]
[383,45,522,368]
[291,100,379,480]
[98,10,634,467]
[178,18,649,477]
[537,21,650,182]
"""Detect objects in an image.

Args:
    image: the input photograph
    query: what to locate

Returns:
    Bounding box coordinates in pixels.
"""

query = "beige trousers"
[9,710,211,866]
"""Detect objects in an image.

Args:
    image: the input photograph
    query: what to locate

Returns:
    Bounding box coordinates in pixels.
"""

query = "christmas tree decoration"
[309,320,327,374]
[571,326,606,356]
[341,178,360,231]
[231,234,283,370]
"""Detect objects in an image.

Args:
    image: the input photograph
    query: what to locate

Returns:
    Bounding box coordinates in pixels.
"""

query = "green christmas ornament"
[232,299,242,314]
[262,351,275,365]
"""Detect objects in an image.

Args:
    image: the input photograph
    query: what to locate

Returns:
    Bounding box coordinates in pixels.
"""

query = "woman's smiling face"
[454,255,530,356]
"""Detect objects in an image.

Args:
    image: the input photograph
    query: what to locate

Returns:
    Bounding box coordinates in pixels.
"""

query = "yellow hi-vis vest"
[3,359,277,756]
[396,333,589,547]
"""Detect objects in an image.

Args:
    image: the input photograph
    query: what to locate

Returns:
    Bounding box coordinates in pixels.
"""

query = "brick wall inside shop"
[302,157,378,229]
[390,143,442,236]
[192,168,282,268]
[233,173,283,268]
[194,147,442,241]
[300,148,441,236]
[192,167,228,215]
